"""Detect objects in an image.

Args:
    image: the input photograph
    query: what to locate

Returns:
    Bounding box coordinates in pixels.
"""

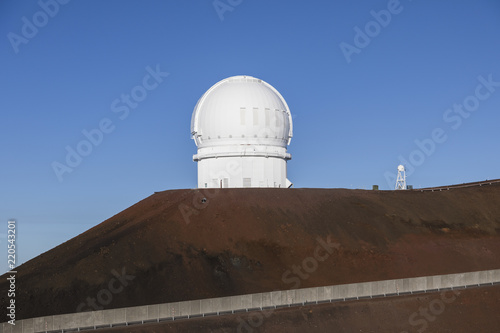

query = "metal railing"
[2,269,499,333]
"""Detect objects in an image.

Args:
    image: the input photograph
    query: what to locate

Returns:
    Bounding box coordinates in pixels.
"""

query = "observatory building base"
[197,156,291,188]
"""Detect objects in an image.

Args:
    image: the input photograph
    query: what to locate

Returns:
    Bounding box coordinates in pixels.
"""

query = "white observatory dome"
[191,75,293,148]
[191,76,293,189]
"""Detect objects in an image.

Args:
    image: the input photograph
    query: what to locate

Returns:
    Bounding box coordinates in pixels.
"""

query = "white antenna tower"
[395,164,406,190]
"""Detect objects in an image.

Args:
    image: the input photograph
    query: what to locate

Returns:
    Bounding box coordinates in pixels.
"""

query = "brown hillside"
[2,184,500,320]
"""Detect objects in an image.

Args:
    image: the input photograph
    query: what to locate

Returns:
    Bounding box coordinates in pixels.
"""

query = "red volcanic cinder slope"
[1,184,500,320]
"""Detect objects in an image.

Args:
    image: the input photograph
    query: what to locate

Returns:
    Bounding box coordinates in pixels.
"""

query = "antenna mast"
[395,165,406,190]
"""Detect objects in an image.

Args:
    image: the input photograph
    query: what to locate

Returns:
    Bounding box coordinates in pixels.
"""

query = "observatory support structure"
[194,149,291,188]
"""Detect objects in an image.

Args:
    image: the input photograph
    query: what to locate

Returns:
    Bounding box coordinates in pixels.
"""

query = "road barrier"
[418,179,500,192]
[2,269,499,333]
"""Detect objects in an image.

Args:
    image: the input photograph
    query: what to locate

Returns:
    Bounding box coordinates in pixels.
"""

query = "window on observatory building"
[223,178,229,188]
[243,178,251,188]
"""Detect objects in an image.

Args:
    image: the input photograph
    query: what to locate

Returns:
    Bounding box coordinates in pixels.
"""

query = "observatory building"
[191,75,293,188]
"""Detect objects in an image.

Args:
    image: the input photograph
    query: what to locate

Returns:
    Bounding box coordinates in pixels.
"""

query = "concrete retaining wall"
[2,269,499,333]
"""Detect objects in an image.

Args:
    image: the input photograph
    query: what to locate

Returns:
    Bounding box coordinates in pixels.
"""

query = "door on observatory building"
[212,178,229,188]
[242,158,253,188]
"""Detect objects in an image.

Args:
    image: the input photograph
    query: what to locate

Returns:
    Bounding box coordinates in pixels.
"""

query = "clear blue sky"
[1,0,500,272]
